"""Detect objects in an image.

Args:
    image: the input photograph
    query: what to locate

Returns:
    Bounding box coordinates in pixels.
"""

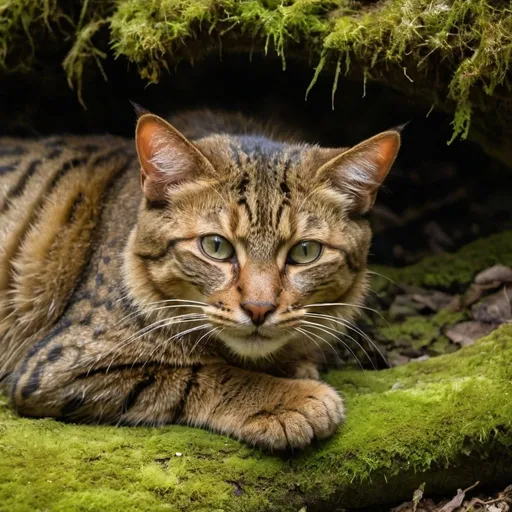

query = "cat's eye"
[200,235,235,261]
[287,240,322,265]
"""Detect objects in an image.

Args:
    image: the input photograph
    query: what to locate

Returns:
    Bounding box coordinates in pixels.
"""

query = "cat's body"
[0,110,400,449]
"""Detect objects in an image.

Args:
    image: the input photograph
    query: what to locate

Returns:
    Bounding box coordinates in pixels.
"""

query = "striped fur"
[0,111,399,450]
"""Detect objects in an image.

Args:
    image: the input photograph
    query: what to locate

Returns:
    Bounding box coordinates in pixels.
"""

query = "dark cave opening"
[1,53,511,267]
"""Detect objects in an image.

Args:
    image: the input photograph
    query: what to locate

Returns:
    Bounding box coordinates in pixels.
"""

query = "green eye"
[288,241,322,265]
[200,235,234,261]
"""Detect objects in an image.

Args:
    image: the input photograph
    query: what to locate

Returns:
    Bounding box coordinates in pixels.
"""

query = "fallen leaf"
[474,265,512,285]
[445,321,497,347]
[472,285,512,324]
[411,355,430,362]
[463,283,495,307]
[411,292,453,312]
[438,481,479,512]
[463,280,505,307]
[388,352,412,367]
[412,482,425,512]
[438,488,466,512]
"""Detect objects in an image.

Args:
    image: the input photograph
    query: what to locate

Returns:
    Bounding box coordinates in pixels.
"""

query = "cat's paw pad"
[241,381,344,450]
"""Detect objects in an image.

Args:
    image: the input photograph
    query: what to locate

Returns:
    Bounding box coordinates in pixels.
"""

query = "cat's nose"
[241,301,276,326]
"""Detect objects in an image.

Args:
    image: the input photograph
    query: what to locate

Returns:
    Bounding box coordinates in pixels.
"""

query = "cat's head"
[125,112,400,359]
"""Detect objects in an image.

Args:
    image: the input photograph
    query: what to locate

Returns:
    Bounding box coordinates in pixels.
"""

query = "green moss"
[1,324,511,510]
[2,1,511,147]
[371,231,512,290]
[323,0,512,142]
[378,309,465,351]
[380,315,439,347]
[109,0,335,82]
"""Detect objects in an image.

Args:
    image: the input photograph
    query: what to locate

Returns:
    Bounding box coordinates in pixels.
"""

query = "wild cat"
[0,109,400,450]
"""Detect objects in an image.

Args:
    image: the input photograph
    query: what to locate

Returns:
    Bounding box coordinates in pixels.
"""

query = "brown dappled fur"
[0,111,400,450]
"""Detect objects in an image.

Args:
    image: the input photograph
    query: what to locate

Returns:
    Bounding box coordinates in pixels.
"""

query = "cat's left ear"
[316,130,401,214]
[136,113,215,203]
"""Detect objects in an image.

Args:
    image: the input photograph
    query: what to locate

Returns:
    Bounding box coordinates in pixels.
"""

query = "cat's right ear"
[135,113,215,203]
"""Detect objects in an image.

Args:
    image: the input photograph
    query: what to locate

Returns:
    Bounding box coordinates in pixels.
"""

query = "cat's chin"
[220,332,289,359]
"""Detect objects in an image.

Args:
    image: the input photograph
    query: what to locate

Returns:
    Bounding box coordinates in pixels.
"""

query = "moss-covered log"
[1,327,510,510]
[1,0,511,164]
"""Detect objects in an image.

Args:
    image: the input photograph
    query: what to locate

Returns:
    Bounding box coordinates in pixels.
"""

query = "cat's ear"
[316,130,401,214]
[135,113,215,203]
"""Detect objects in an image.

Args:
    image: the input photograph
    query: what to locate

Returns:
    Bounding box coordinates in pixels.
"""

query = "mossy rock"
[1,323,511,511]
[1,1,512,164]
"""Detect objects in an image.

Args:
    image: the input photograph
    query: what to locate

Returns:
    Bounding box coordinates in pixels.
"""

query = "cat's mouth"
[218,327,292,358]
[246,329,272,340]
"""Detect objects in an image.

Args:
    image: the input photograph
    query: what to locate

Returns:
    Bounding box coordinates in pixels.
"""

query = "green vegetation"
[1,323,511,510]
[371,231,512,290]
[379,310,466,351]
[1,0,511,150]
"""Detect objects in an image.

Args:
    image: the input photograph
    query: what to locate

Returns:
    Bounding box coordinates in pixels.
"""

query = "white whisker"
[306,301,386,321]
[142,323,212,369]
[367,269,401,290]
[103,315,207,373]
[189,327,219,355]
[300,320,374,370]
[304,313,388,367]
[123,314,207,345]
[294,327,330,367]
[115,304,207,327]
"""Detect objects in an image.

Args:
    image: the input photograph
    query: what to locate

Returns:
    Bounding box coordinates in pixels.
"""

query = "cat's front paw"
[241,380,344,451]
[286,361,321,380]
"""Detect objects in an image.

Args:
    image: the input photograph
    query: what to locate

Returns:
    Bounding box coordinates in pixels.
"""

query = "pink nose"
[241,302,276,326]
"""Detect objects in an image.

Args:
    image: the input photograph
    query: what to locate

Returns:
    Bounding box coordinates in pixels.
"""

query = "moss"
[378,309,465,352]
[1,324,511,510]
[370,231,512,291]
[1,1,512,150]
[380,315,439,347]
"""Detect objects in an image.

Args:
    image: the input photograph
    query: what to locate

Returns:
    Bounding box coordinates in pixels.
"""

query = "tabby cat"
[0,109,400,450]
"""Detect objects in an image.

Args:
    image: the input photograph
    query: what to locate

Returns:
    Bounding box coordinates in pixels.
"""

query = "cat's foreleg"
[11,346,343,449]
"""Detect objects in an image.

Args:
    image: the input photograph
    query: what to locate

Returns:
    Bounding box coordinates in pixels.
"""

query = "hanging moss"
[1,0,511,156]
